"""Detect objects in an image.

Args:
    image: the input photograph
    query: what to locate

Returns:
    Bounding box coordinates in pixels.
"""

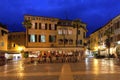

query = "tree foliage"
[104,28,113,48]
[22,19,32,29]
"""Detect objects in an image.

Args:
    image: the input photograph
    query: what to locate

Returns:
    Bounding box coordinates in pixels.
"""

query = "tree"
[22,19,32,29]
[22,19,32,47]
[104,28,113,58]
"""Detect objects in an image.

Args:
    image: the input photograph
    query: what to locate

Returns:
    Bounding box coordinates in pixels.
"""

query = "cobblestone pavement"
[0,58,120,80]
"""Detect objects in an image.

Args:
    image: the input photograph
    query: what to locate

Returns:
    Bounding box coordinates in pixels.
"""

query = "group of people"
[26,51,85,64]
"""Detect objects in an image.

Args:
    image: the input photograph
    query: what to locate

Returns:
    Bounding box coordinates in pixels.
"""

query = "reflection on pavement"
[0,58,120,80]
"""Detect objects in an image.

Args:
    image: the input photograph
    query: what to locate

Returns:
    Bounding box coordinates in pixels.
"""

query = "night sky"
[0,0,120,36]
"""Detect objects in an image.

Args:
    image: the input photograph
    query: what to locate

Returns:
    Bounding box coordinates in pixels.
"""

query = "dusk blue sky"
[0,0,120,36]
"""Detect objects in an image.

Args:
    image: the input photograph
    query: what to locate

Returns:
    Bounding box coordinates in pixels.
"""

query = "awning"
[24,47,85,52]
[7,51,20,54]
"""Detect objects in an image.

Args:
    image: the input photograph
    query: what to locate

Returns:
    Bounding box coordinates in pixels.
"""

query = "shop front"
[5,52,22,61]
[24,47,85,58]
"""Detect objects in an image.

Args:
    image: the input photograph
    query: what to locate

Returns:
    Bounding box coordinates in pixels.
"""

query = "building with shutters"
[89,15,120,57]
[0,23,8,56]
[23,15,87,57]
[7,32,26,60]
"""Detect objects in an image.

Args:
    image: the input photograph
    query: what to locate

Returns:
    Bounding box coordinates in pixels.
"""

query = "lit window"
[63,29,67,34]
[68,29,72,34]
[41,35,46,42]
[41,23,45,29]
[32,22,35,29]
[58,29,62,34]
[51,24,55,30]
[30,34,35,42]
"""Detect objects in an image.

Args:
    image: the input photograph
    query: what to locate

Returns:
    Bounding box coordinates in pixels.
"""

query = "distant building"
[23,15,87,57]
[8,32,26,60]
[0,23,8,56]
[89,15,120,57]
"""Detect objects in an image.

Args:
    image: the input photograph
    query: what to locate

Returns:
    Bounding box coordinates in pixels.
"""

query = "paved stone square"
[0,58,120,80]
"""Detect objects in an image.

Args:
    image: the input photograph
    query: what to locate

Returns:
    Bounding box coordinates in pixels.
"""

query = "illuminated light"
[48,51,50,52]
[94,47,98,51]
[93,59,99,74]
[102,45,106,49]
[98,46,100,49]
[118,41,120,44]
[18,47,24,52]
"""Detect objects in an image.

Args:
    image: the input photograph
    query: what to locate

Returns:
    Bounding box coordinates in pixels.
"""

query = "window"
[41,35,46,42]
[41,23,45,29]
[1,30,7,36]
[58,39,63,44]
[35,23,37,29]
[32,17,35,20]
[29,34,37,42]
[78,30,80,34]
[51,24,55,30]
[39,23,41,29]
[55,24,57,30]
[32,22,35,29]
[45,23,47,30]
[64,39,68,44]
[83,32,86,38]
[49,35,56,42]
[58,29,62,34]
[69,39,73,44]
[68,29,72,34]
[63,29,67,34]
[78,40,82,45]
[49,24,51,30]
